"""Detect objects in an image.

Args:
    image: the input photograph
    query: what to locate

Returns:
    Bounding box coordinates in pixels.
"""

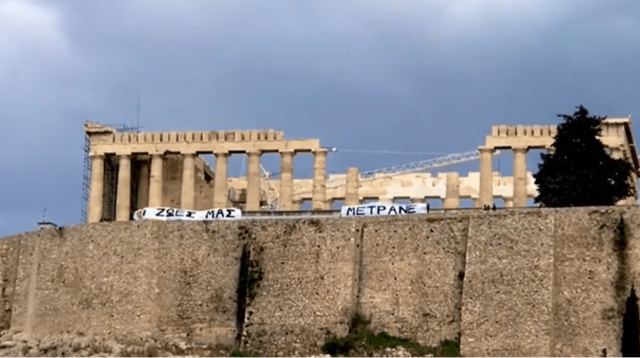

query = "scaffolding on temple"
[80,133,91,223]
[80,123,142,223]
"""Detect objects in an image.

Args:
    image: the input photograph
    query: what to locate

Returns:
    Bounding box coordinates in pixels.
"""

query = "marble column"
[345,167,360,205]
[513,147,528,207]
[246,151,262,211]
[116,154,131,221]
[180,153,196,209]
[213,152,229,207]
[279,151,294,210]
[88,154,105,223]
[478,146,494,208]
[504,198,514,208]
[444,172,460,209]
[312,149,328,210]
[149,154,164,207]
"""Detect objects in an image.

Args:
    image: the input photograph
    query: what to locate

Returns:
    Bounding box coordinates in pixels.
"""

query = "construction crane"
[359,150,493,178]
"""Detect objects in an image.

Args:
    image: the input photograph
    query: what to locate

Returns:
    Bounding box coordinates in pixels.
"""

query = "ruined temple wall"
[194,171,214,210]
[161,156,213,210]
[163,156,182,208]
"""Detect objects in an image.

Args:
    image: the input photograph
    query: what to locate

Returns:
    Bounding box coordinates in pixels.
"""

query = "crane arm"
[360,150,482,178]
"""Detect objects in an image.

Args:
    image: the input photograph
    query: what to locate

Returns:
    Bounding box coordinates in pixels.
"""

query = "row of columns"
[343,168,462,208]
[478,146,529,208]
[87,149,328,223]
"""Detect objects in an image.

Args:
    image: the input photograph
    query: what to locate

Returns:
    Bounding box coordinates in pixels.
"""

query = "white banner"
[340,203,427,217]
[133,207,242,221]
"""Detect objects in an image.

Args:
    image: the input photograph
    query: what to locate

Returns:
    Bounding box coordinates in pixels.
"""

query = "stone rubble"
[0,330,232,357]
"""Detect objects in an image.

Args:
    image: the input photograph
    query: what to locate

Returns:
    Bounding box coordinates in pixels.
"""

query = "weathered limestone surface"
[461,211,555,356]
[4,221,241,347]
[0,238,20,331]
[151,221,240,346]
[359,216,468,347]
[1,207,640,356]
[551,209,621,356]
[242,219,356,356]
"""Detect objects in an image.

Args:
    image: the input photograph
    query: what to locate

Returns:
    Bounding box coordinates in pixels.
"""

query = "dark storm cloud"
[2,0,640,235]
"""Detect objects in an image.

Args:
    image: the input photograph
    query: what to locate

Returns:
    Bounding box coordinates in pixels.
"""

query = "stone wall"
[550,209,621,356]
[459,207,637,357]
[242,219,357,356]
[0,236,20,331]
[357,215,468,347]
[461,211,556,356]
[0,207,639,356]
[3,221,241,349]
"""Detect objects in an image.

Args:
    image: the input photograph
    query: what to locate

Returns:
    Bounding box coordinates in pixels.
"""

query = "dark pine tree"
[534,106,633,207]
[622,287,640,357]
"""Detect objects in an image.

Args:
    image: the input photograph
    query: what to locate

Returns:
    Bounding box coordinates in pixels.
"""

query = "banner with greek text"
[340,203,427,217]
[133,207,242,221]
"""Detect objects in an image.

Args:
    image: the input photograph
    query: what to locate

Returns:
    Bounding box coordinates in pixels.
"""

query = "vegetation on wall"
[322,313,459,357]
[534,106,633,207]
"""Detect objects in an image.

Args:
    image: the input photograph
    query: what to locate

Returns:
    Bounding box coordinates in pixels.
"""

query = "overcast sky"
[1,0,640,236]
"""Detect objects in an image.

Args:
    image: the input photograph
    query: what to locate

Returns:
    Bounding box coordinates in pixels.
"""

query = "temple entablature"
[87,125,320,156]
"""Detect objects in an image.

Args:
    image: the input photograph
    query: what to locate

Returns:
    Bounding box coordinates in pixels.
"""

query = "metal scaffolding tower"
[80,133,91,222]
[80,123,142,222]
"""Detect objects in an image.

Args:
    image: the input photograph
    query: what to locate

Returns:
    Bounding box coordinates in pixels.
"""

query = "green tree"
[534,106,633,207]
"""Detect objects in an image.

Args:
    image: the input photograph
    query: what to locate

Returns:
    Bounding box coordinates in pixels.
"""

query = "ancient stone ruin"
[84,117,639,222]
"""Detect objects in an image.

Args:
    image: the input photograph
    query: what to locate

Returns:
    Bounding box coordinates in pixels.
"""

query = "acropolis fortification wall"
[0,207,639,356]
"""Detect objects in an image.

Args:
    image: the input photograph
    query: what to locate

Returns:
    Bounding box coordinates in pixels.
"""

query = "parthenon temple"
[84,117,639,222]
